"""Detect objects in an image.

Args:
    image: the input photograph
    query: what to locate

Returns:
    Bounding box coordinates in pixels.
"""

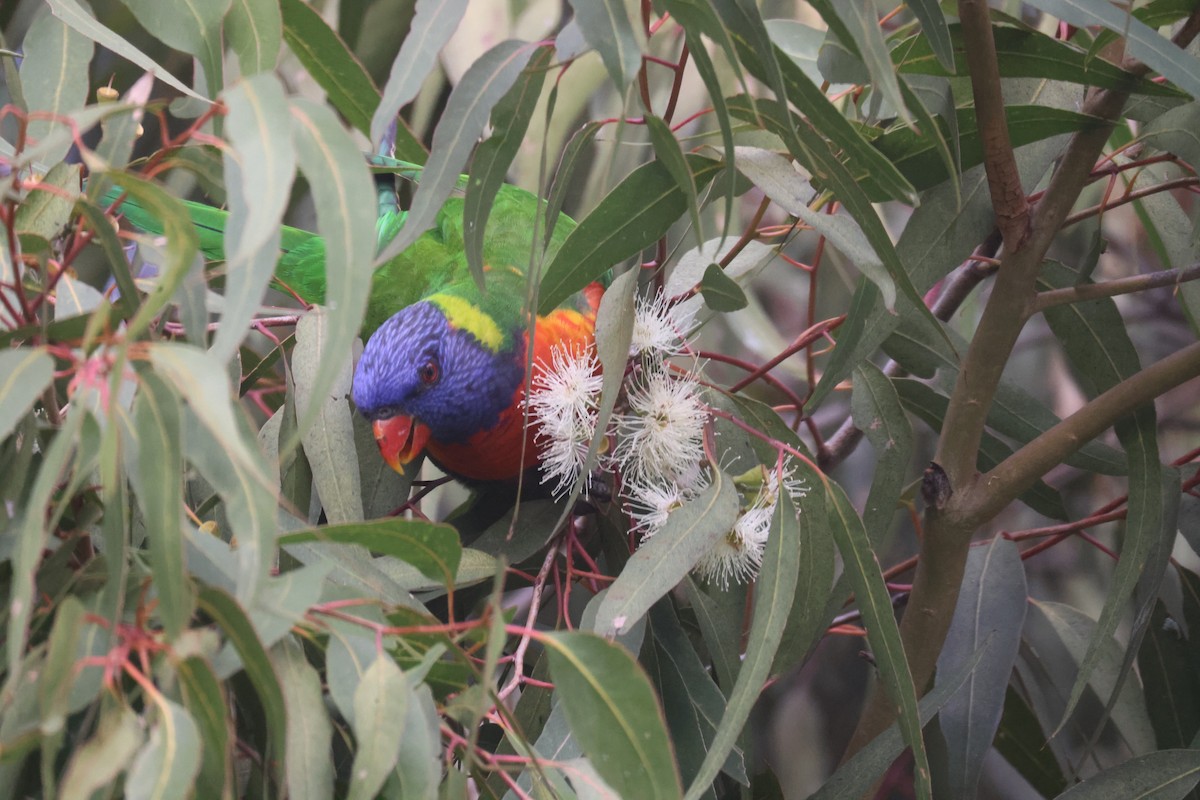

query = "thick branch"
[965,340,1200,525]
[1033,262,1200,312]
[934,86,1132,489]
[958,0,1030,250]
[844,2,1200,762]
[848,62,1145,773]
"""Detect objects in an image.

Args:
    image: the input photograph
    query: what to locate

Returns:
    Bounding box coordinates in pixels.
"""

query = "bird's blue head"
[352,300,524,445]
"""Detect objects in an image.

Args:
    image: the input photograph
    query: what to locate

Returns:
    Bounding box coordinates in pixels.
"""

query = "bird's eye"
[417,359,439,386]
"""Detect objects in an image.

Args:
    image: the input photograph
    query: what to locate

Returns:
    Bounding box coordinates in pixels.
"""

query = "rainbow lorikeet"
[108,175,602,483]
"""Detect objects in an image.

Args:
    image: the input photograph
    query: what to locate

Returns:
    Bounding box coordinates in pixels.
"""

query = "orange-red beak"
[372,416,431,473]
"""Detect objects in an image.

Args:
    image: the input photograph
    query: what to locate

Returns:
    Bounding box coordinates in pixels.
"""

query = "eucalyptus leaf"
[19,10,93,164]
[936,537,1027,800]
[293,309,364,524]
[566,0,643,89]
[226,0,282,75]
[278,0,380,138]
[46,0,205,100]
[370,0,469,147]
[683,494,801,800]
[544,631,683,800]
[212,73,295,364]
[58,705,144,800]
[271,637,333,800]
[375,40,536,267]
[125,699,202,800]
[1023,0,1200,99]
[347,655,410,800]
[594,471,739,637]
[0,348,53,444]
[1055,749,1200,799]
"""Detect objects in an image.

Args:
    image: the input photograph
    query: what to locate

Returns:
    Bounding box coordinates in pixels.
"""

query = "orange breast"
[425,284,602,482]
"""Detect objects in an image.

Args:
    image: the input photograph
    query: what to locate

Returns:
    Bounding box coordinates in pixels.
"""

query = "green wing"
[102,168,580,337]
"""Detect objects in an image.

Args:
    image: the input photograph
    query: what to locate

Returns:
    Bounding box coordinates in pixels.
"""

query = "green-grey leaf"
[278,0,377,136]
[567,0,644,89]
[176,656,233,799]
[180,404,278,603]
[1041,262,1164,729]
[735,145,895,309]
[896,25,1182,97]
[683,493,800,799]
[826,481,932,798]
[646,114,704,242]
[544,631,683,800]
[58,705,144,800]
[196,586,288,786]
[118,0,230,96]
[538,155,724,314]
[699,263,748,312]
[1023,0,1200,99]
[278,517,462,587]
[594,471,739,636]
[464,45,552,284]
[810,644,987,800]
[1055,749,1200,799]
[808,98,1067,411]
[348,655,409,800]
[648,602,748,786]
[850,363,914,540]
[831,0,912,124]
[902,0,954,70]
[272,637,334,800]
[38,595,85,737]
[125,699,202,800]
[873,106,1104,194]
[226,0,282,75]
[131,372,193,640]
[18,11,91,165]
[1028,600,1156,754]
[8,411,85,678]
[46,0,205,100]
[375,40,535,268]
[771,470,836,675]
[0,348,53,443]
[936,536,1027,800]
[293,309,363,524]
[370,0,468,147]
[213,72,296,363]
[18,163,81,244]
[1137,600,1200,750]
[396,685,441,800]
[108,174,201,340]
[149,343,271,490]
[288,98,377,446]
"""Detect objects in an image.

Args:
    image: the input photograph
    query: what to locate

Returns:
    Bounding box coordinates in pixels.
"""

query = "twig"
[1033,262,1200,312]
[966,340,1200,525]
[497,546,558,701]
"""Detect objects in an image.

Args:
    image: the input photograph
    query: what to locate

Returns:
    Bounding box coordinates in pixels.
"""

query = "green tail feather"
[100,161,588,337]
[99,186,319,261]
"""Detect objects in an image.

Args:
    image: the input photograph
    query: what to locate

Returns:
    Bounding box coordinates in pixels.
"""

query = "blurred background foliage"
[2,0,1200,798]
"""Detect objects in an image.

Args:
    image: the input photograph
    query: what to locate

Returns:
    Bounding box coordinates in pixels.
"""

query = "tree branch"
[1061,176,1200,229]
[958,0,1030,250]
[1033,262,1200,312]
[934,84,1132,490]
[965,340,1200,525]
[844,2,1200,762]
